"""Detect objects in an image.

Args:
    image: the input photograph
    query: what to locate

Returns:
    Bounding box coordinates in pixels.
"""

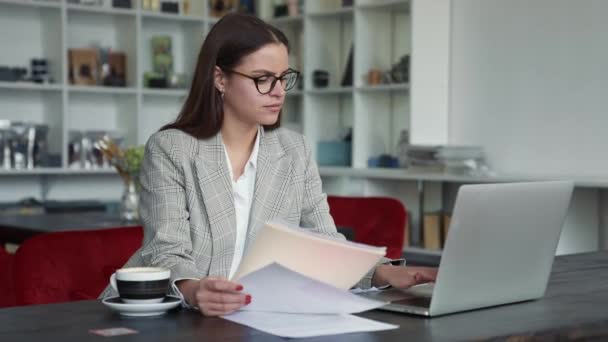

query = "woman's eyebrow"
[251,68,291,76]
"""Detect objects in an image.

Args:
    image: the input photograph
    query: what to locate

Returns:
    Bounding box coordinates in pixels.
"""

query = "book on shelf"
[232,220,386,290]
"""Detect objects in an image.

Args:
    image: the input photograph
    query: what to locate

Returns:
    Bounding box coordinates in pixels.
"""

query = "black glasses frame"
[226,68,300,94]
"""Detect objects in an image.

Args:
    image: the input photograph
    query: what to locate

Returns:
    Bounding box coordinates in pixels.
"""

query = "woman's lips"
[264,104,283,112]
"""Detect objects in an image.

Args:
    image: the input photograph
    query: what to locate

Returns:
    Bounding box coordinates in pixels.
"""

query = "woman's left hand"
[371,265,438,289]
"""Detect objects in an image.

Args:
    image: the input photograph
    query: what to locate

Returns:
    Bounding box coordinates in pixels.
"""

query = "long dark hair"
[161,13,290,139]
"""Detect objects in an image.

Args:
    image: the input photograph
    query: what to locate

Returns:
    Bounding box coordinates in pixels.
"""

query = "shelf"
[0,0,61,9]
[306,87,353,95]
[268,15,304,25]
[142,88,188,97]
[317,167,608,188]
[68,85,137,95]
[0,168,118,176]
[356,83,409,93]
[0,81,62,92]
[318,166,528,183]
[307,7,354,19]
[357,0,410,12]
[66,3,136,16]
[141,10,206,23]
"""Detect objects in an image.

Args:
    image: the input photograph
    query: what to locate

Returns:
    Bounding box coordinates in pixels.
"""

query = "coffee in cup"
[110,267,170,304]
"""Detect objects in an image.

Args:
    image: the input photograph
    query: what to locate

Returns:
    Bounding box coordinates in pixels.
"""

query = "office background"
[1,0,607,256]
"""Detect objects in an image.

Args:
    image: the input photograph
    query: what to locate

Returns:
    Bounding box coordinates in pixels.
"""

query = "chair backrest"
[327,196,407,259]
[0,246,15,308]
[13,226,142,306]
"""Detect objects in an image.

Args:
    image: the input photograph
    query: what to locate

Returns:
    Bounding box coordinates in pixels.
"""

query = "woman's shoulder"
[145,128,203,158]
[267,127,308,152]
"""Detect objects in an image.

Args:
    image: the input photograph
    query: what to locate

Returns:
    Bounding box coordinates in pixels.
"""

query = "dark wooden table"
[0,212,140,243]
[1,252,607,341]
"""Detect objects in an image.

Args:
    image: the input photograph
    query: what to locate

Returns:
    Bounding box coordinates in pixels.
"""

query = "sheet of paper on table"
[222,263,397,338]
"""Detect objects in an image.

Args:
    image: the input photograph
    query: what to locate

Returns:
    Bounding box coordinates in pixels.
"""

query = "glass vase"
[120,178,140,221]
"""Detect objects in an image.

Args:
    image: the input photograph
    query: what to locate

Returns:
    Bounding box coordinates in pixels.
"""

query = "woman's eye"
[257,77,271,84]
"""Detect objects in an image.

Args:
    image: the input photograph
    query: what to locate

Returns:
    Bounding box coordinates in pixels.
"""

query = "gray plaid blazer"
[100,127,377,299]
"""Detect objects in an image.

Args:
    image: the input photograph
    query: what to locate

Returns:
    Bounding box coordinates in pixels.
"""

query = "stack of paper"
[232,220,387,289]
[223,263,398,339]
[223,222,397,338]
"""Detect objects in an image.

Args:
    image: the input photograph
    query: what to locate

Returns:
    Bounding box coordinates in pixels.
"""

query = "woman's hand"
[177,277,251,316]
[371,265,438,289]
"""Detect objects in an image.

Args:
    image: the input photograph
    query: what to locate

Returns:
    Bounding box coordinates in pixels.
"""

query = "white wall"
[447,0,608,254]
[410,0,451,145]
[449,0,608,178]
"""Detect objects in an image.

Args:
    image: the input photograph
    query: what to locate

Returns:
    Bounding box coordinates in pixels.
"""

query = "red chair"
[327,196,407,259]
[0,245,15,308]
[13,226,142,306]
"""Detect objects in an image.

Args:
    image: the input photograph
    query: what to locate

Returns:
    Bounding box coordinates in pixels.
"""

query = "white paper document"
[232,220,386,289]
[238,263,388,314]
[223,311,398,339]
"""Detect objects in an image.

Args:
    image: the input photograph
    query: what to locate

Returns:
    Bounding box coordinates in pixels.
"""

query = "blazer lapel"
[245,129,293,252]
[194,133,236,278]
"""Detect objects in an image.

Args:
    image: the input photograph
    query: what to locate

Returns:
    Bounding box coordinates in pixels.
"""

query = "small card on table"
[89,327,139,337]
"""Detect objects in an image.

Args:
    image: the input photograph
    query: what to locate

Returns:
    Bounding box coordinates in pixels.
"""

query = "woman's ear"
[214,66,225,94]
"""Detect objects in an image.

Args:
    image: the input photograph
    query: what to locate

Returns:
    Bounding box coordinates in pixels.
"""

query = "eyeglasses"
[226,68,300,94]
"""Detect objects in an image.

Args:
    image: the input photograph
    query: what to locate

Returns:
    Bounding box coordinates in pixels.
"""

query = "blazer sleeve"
[138,133,203,283]
[298,135,388,289]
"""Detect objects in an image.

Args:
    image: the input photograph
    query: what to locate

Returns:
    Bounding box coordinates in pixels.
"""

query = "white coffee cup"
[110,267,171,304]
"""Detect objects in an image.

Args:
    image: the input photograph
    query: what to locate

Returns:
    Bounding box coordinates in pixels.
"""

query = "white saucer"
[102,296,182,317]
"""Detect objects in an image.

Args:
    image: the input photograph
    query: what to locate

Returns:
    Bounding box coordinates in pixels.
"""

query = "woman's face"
[219,43,289,127]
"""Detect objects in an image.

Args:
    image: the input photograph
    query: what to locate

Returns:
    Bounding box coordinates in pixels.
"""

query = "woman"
[102,13,436,316]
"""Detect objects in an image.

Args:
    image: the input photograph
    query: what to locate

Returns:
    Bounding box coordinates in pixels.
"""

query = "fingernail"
[236,285,243,291]
[245,295,252,304]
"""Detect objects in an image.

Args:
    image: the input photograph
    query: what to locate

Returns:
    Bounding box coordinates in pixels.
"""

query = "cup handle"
[110,273,118,292]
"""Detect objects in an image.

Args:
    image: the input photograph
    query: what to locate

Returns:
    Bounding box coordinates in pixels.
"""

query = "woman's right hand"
[177,278,252,316]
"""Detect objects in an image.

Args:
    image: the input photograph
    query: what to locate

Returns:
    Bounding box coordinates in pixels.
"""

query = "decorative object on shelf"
[209,0,238,17]
[167,72,187,88]
[69,48,98,86]
[96,137,144,221]
[341,44,354,87]
[237,0,255,14]
[342,0,353,7]
[0,121,50,170]
[142,0,161,11]
[389,54,409,83]
[367,69,382,85]
[367,154,399,168]
[364,55,410,86]
[160,0,179,13]
[112,0,132,9]
[182,0,190,14]
[312,70,329,88]
[144,72,168,88]
[144,36,175,89]
[0,66,27,82]
[99,49,127,87]
[0,121,11,171]
[152,35,173,76]
[396,129,409,167]
[68,0,103,5]
[273,0,287,17]
[68,130,120,170]
[30,58,52,84]
[286,0,300,17]
[317,128,352,167]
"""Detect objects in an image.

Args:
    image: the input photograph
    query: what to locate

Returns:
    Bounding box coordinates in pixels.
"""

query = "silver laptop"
[359,181,574,317]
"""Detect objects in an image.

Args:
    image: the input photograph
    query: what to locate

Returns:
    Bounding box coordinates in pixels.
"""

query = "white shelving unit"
[0,0,412,176]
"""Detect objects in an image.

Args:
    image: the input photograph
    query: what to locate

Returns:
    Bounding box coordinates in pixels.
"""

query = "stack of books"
[406,145,487,175]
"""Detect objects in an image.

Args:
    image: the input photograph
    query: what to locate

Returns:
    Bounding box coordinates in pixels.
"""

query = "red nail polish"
[245,295,252,304]
[236,285,243,291]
